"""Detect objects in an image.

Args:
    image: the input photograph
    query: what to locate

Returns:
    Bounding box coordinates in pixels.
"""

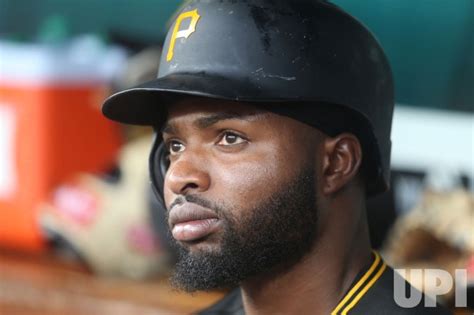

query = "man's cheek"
[213,161,281,202]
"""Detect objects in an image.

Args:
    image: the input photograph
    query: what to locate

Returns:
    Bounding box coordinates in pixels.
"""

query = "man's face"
[161,97,322,291]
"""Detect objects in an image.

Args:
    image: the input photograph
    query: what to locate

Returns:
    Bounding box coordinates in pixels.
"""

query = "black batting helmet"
[102,0,394,198]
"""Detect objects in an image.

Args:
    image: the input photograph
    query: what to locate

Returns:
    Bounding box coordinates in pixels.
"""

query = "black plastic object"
[149,136,168,206]
[103,0,394,195]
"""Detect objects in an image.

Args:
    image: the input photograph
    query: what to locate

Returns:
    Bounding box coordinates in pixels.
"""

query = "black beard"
[168,166,318,292]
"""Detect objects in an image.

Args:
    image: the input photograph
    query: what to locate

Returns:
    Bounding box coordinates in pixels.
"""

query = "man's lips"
[168,203,220,242]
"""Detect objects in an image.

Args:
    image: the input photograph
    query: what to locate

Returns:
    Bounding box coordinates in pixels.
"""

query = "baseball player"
[102,1,452,314]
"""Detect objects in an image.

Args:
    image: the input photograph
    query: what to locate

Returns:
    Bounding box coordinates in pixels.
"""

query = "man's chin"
[170,247,240,292]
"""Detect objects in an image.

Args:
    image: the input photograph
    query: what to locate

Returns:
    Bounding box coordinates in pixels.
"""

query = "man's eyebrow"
[161,123,176,135]
[161,111,260,134]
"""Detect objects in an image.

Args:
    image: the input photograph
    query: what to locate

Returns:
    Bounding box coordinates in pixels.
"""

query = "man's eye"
[168,141,185,154]
[217,132,247,146]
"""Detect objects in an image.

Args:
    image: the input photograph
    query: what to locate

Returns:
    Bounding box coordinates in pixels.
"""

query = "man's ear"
[321,133,362,195]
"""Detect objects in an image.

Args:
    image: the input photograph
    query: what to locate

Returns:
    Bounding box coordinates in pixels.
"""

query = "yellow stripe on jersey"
[341,260,387,314]
[330,251,383,315]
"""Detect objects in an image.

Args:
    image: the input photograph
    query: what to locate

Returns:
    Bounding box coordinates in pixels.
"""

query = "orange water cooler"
[0,39,127,251]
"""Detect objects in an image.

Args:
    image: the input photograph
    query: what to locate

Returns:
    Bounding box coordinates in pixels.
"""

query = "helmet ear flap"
[149,134,169,207]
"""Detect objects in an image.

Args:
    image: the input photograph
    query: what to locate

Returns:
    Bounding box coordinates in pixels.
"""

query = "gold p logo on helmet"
[166,9,201,62]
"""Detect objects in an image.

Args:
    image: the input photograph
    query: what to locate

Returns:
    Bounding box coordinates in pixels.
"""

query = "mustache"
[168,195,223,215]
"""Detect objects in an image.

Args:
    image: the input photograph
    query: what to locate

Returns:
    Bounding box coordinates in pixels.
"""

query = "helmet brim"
[102,73,267,125]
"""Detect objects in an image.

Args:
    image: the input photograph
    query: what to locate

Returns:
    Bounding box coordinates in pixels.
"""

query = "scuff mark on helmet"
[248,4,276,53]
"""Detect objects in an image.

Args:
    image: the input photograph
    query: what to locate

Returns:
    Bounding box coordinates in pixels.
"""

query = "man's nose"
[165,158,211,196]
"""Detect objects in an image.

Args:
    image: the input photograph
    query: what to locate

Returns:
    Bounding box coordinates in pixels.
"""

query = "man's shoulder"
[196,258,453,315]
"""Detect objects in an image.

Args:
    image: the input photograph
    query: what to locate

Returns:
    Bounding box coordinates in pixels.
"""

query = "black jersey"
[197,252,452,315]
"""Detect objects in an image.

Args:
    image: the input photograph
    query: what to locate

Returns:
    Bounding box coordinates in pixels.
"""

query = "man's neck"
[240,203,372,315]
